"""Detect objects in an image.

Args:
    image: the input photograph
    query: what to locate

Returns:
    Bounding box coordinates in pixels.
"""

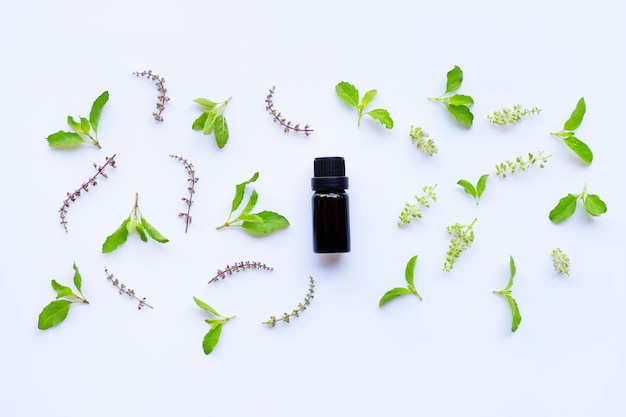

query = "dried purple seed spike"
[265,86,313,136]
[209,261,274,284]
[170,155,198,233]
[133,70,170,121]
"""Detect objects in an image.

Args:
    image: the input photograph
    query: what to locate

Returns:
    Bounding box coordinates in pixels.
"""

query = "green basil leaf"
[46,130,85,147]
[72,262,82,293]
[240,189,259,216]
[192,112,208,130]
[476,174,489,199]
[447,94,474,106]
[366,109,394,129]
[335,81,359,107]
[102,217,131,253]
[506,256,517,291]
[237,213,264,223]
[379,287,412,307]
[193,98,218,110]
[135,223,148,242]
[583,194,607,216]
[563,136,593,164]
[232,172,259,212]
[203,109,218,135]
[404,255,418,288]
[505,295,521,332]
[446,104,474,126]
[549,194,578,223]
[67,115,82,132]
[241,210,289,235]
[213,114,229,148]
[445,65,463,93]
[38,300,72,330]
[563,97,586,131]
[51,279,76,299]
[202,322,223,355]
[457,179,477,198]
[89,91,109,133]
[193,296,221,316]
[79,117,91,135]
[140,217,169,243]
[360,89,377,108]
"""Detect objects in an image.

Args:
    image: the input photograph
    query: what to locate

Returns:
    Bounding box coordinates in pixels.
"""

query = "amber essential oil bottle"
[311,157,350,253]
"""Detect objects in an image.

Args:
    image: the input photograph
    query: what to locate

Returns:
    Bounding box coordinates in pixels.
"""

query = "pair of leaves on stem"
[549,184,607,223]
[457,174,489,205]
[38,263,89,330]
[428,66,474,127]
[102,193,169,253]
[192,97,231,148]
[493,256,522,333]
[216,172,289,235]
[379,255,423,307]
[335,81,394,129]
[551,97,593,164]
[46,91,109,149]
[193,296,234,355]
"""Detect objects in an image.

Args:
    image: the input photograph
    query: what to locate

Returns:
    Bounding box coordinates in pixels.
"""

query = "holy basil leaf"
[563,136,593,164]
[89,91,109,133]
[51,280,76,299]
[193,98,217,109]
[102,217,131,253]
[192,112,208,130]
[213,114,229,148]
[366,109,393,129]
[361,89,377,108]
[241,210,289,235]
[38,300,72,330]
[335,81,359,107]
[202,323,223,355]
[447,94,474,106]
[445,65,463,93]
[549,194,578,223]
[240,189,259,216]
[136,223,148,242]
[404,255,417,288]
[447,104,474,126]
[140,217,169,243]
[583,194,607,216]
[563,97,586,131]
[79,117,91,135]
[67,116,83,133]
[379,287,412,307]
[237,213,264,224]
[193,296,221,316]
[46,131,84,147]
[476,174,488,199]
[505,295,521,332]
[203,109,218,135]
[457,179,477,199]
[232,172,259,213]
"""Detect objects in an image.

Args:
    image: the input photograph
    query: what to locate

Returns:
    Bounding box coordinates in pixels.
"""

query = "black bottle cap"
[312,157,349,191]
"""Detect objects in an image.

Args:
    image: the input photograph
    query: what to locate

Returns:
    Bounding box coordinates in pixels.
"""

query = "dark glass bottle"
[311,157,350,253]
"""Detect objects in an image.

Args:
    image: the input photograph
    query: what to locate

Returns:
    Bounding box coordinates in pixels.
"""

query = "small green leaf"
[379,287,412,307]
[102,217,131,253]
[240,189,259,216]
[241,210,289,235]
[193,296,221,316]
[38,300,72,330]
[446,104,474,126]
[237,213,264,223]
[563,136,593,164]
[563,97,586,131]
[506,256,517,291]
[46,131,85,147]
[232,172,259,213]
[203,109,218,135]
[549,194,578,223]
[447,94,474,106]
[445,65,463,93]
[193,98,218,109]
[202,322,224,355]
[51,280,76,299]
[404,255,418,288]
[89,91,109,133]
[192,113,208,130]
[361,89,377,108]
[140,217,169,243]
[67,116,82,132]
[583,194,607,216]
[72,262,82,293]
[457,179,477,199]
[79,117,91,135]
[505,295,521,332]
[213,114,229,148]
[366,109,394,129]
[335,81,359,108]
[135,223,148,242]
[476,174,489,199]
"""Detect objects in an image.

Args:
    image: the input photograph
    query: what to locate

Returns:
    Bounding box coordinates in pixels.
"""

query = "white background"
[1,0,624,416]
